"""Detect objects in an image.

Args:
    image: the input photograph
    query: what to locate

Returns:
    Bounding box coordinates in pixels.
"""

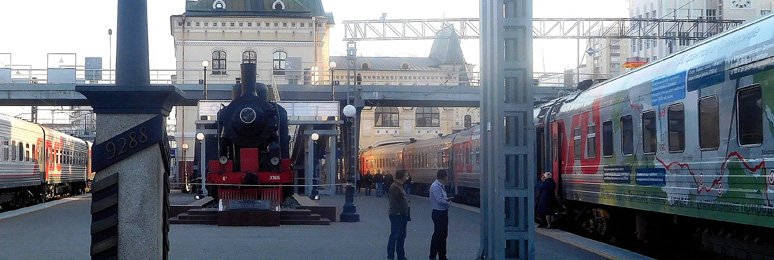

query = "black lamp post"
[340,104,360,222]
[202,60,209,99]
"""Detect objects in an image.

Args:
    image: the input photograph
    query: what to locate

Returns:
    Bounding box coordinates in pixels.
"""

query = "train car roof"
[559,13,774,114]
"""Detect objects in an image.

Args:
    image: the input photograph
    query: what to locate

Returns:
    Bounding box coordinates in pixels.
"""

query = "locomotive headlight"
[271,157,280,166]
[239,107,257,124]
[219,156,228,165]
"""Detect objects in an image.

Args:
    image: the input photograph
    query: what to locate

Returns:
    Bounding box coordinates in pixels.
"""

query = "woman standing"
[537,172,557,228]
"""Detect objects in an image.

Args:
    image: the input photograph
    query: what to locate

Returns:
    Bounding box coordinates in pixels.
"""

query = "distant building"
[628,0,774,62]
[578,28,631,81]
[169,0,333,175]
[331,26,480,148]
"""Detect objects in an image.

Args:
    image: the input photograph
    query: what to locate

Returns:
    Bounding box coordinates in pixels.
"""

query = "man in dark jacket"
[364,171,373,196]
[384,172,394,197]
[387,170,410,260]
[374,171,385,198]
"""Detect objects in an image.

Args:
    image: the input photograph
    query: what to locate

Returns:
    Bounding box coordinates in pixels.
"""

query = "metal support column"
[306,134,315,196]
[480,0,535,259]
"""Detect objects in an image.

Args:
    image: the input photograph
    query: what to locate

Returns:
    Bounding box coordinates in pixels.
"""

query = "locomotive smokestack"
[241,63,257,97]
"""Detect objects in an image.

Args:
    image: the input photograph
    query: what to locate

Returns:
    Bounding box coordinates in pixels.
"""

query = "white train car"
[0,114,91,208]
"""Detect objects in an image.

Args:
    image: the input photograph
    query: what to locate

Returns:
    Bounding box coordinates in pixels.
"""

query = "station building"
[169,0,334,177]
[330,26,480,148]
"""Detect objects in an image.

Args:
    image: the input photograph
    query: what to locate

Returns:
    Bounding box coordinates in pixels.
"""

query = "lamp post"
[182,143,189,192]
[196,132,207,197]
[311,132,320,197]
[340,104,360,222]
[108,29,113,83]
[202,60,209,99]
[329,61,337,100]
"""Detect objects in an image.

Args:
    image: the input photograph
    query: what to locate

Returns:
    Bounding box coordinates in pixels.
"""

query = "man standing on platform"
[387,170,410,260]
[365,170,373,196]
[429,170,451,260]
[375,170,385,198]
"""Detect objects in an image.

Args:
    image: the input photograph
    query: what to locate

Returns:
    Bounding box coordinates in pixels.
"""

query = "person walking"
[375,171,385,198]
[404,175,414,202]
[537,172,557,228]
[365,171,373,196]
[429,170,452,260]
[387,170,410,260]
[384,172,394,197]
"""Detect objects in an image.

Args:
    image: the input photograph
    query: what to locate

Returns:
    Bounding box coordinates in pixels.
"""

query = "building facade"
[628,0,774,63]
[331,26,480,149]
[169,0,333,179]
[579,28,631,81]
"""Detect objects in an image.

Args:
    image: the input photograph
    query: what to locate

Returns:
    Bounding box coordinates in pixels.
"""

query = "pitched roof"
[183,0,333,23]
[428,25,466,65]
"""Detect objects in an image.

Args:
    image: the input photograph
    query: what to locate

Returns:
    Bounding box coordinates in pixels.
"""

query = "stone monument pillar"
[77,0,184,259]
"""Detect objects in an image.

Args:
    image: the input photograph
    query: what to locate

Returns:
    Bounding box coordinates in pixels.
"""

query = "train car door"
[551,120,565,197]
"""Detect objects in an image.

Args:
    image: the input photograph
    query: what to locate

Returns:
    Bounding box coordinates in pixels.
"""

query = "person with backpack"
[374,170,385,198]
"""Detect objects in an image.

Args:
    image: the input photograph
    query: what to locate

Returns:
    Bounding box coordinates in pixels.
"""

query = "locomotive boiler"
[206,63,292,202]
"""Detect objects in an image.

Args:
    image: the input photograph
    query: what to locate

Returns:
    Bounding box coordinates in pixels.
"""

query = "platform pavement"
[0,191,652,260]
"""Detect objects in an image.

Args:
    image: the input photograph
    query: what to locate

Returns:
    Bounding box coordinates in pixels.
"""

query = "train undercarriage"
[559,201,774,259]
[0,181,89,211]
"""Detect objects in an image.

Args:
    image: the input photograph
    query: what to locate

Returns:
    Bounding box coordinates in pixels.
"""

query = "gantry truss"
[342,18,745,41]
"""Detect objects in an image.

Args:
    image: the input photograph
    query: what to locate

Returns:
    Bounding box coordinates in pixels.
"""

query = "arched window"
[213,0,226,10]
[464,115,472,128]
[272,0,286,10]
[416,107,440,127]
[374,107,399,127]
[273,51,287,75]
[401,62,410,70]
[212,50,226,75]
[242,51,257,64]
[361,63,371,70]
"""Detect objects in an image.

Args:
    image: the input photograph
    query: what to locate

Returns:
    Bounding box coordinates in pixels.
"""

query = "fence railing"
[0,67,481,87]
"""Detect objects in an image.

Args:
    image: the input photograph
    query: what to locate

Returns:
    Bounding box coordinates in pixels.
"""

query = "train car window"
[642,111,657,154]
[737,85,763,146]
[465,146,471,165]
[573,127,582,159]
[2,138,7,161]
[621,116,634,156]
[476,142,481,165]
[11,141,16,161]
[25,143,30,162]
[699,96,720,150]
[602,121,614,157]
[586,124,597,159]
[668,103,685,152]
[18,142,23,162]
[31,145,36,162]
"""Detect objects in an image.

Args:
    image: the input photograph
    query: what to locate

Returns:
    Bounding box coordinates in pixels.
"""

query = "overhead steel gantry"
[342,18,745,41]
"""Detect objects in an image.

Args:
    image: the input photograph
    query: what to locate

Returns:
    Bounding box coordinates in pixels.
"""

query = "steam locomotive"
[204,63,292,202]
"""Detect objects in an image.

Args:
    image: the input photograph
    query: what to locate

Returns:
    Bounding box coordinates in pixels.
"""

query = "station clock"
[731,0,752,8]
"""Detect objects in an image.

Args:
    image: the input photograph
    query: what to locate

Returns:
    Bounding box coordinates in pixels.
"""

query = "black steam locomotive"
[206,63,292,202]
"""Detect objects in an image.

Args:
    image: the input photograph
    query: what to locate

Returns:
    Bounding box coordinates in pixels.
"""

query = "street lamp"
[196,132,207,197]
[329,61,337,100]
[340,104,360,222]
[311,132,320,198]
[108,29,113,83]
[202,60,209,99]
[182,143,189,193]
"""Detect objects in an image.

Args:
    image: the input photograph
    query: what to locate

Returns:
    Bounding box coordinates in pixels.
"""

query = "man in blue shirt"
[429,170,451,260]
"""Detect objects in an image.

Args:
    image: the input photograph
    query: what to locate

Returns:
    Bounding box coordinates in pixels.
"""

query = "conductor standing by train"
[429,170,451,260]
